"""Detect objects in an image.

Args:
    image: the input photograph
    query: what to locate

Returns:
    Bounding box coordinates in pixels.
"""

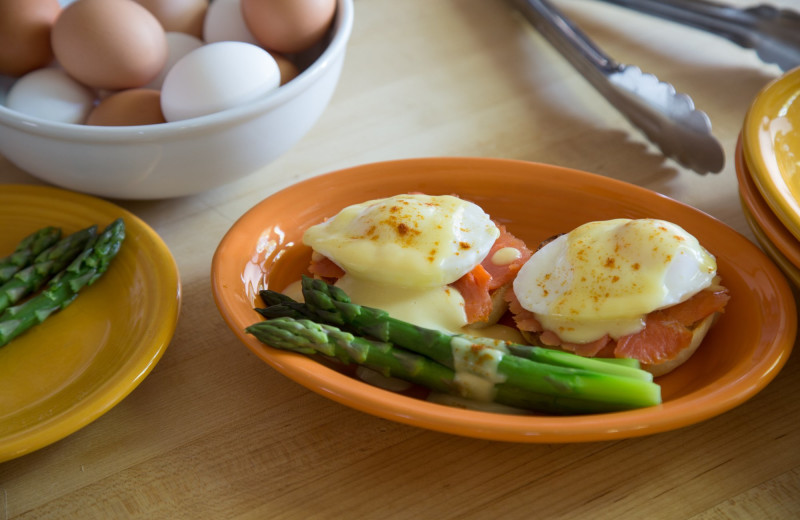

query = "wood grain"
[1,0,799,518]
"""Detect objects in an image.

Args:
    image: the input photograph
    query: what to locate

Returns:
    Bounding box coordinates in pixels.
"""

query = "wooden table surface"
[2,0,799,518]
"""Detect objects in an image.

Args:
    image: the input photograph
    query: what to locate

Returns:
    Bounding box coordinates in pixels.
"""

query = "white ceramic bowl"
[0,0,353,200]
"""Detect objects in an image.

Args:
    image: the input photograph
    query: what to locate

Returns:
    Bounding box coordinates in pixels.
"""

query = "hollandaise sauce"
[281,275,522,404]
[513,218,717,344]
[450,336,507,402]
[302,194,500,288]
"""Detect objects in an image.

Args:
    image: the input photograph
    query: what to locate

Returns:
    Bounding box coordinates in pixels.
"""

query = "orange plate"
[211,158,797,443]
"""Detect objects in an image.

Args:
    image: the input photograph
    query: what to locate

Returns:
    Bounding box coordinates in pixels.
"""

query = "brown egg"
[86,88,166,126]
[241,0,336,54]
[0,0,61,77]
[134,0,208,39]
[269,52,300,85]
[51,0,168,90]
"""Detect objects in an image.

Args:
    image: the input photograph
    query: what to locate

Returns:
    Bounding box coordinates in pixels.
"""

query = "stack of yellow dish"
[738,67,800,288]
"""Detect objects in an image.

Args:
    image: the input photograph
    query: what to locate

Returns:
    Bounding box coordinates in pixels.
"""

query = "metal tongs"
[510,0,726,174]
[596,0,800,72]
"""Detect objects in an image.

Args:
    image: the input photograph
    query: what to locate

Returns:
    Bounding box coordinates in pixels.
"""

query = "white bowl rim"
[0,0,354,143]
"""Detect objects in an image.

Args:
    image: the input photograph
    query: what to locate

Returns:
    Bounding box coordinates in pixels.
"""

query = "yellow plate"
[0,185,181,462]
[211,158,797,443]
[742,67,800,242]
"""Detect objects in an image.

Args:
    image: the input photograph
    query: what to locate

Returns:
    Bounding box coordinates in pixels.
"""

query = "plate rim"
[742,67,800,243]
[735,135,800,269]
[740,197,800,288]
[212,157,797,442]
[0,184,181,461]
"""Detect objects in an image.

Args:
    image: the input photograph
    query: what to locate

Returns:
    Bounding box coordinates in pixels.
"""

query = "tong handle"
[511,0,621,81]
[597,0,800,70]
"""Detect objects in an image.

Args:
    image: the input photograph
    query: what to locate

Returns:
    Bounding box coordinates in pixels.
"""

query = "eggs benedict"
[302,194,531,337]
[507,218,730,376]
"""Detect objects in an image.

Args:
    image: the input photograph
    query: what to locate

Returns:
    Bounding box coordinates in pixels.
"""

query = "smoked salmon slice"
[455,223,532,323]
[308,252,345,280]
[615,287,729,364]
[615,313,694,364]
[482,224,532,291]
[505,287,542,332]
[451,264,493,323]
[507,285,730,364]
[658,287,730,327]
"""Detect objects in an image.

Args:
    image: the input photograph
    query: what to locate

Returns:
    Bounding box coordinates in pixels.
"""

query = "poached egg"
[512,218,717,344]
[301,194,504,334]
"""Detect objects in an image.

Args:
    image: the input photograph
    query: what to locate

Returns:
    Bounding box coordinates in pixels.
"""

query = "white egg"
[333,274,472,334]
[512,218,717,343]
[160,41,280,121]
[145,32,204,90]
[303,194,501,288]
[203,0,259,44]
[6,67,95,124]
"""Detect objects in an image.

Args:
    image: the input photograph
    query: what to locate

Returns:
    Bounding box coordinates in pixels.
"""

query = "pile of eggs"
[0,0,337,126]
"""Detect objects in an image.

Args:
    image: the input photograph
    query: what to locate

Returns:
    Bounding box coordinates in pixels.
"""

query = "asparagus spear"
[0,226,62,283]
[0,226,97,313]
[256,289,316,319]
[247,317,458,395]
[259,296,648,381]
[504,343,651,381]
[300,275,656,381]
[253,277,661,410]
[0,219,125,347]
[246,317,651,414]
